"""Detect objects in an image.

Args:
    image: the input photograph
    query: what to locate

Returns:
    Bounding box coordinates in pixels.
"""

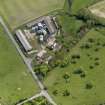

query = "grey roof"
[16,29,32,51]
[44,16,55,34]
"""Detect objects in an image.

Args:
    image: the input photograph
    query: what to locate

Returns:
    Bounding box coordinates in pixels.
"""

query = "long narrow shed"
[44,16,56,35]
[16,29,32,52]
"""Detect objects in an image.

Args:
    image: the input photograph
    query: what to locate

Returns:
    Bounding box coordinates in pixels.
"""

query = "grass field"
[44,29,105,105]
[71,0,97,14]
[89,0,105,18]
[0,0,65,30]
[57,14,83,35]
[0,25,39,105]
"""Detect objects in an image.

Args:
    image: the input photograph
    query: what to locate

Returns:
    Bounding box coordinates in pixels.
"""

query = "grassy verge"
[0,25,39,105]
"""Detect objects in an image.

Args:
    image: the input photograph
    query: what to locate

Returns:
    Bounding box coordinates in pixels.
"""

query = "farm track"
[89,0,105,18]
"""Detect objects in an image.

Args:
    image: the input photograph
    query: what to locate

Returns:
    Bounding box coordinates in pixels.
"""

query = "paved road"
[17,93,42,105]
[17,90,57,105]
[0,17,44,90]
[0,16,57,105]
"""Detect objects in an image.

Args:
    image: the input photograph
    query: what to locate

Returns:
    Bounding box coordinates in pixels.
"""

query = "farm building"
[44,16,56,35]
[26,16,57,36]
[16,29,32,52]
[15,16,59,55]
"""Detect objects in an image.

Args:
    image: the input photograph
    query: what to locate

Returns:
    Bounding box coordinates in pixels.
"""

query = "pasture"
[71,0,98,14]
[89,0,105,18]
[0,25,39,105]
[44,29,105,105]
[0,0,65,30]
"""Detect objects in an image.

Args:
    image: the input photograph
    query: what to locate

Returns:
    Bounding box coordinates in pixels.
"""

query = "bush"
[63,90,70,96]
[89,65,94,69]
[85,82,93,89]
[102,43,105,47]
[34,64,49,77]
[94,57,99,61]
[71,60,77,64]
[71,54,81,59]
[94,48,99,52]
[76,8,105,27]
[73,68,83,74]
[88,38,95,43]
[94,62,100,66]
[84,43,91,49]
[60,58,69,68]
[80,73,86,78]
[53,90,58,96]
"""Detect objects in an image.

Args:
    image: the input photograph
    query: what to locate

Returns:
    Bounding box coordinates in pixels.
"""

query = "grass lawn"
[0,0,65,30]
[71,0,98,14]
[0,25,39,105]
[44,29,105,105]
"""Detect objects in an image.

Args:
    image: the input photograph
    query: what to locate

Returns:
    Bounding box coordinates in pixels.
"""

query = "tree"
[34,64,49,78]
[63,72,70,82]
[34,65,41,74]
[63,89,70,96]
[86,20,95,29]
[80,72,86,78]
[85,82,93,89]
[84,43,91,49]
[34,97,50,105]
[52,90,58,96]
[60,58,69,68]
[88,38,95,43]
[40,65,49,77]
[73,68,83,74]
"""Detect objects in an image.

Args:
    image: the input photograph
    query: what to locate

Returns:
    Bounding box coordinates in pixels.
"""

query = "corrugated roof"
[44,16,55,34]
[16,29,32,51]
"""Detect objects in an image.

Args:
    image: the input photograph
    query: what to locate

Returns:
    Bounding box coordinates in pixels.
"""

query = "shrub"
[71,60,76,64]
[60,58,69,68]
[94,48,99,52]
[84,43,91,49]
[94,62,100,66]
[94,57,99,61]
[85,82,93,89]
[102,43,105,47]
[63,90,70,96]
[89,65,94,69]
[76,8,105,27]
[63,72,70,83]
[80,73,86,78]
[88,38,95,43]
[73,68,83,74]
[53,90,58,96]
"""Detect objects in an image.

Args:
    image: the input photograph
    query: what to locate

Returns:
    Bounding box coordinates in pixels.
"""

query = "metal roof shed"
[44,16,55,35]
[16,29,32,52]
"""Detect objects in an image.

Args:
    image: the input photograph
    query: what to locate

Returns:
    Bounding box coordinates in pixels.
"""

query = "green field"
[0,0,65,30]
[71,0,97,14]
[0,25,39,105]
[44,29,105,105]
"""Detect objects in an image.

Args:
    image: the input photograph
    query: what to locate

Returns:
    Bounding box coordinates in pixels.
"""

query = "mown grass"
[0,25,39,105]
[0,0,65,30]
[44,29,105,105]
